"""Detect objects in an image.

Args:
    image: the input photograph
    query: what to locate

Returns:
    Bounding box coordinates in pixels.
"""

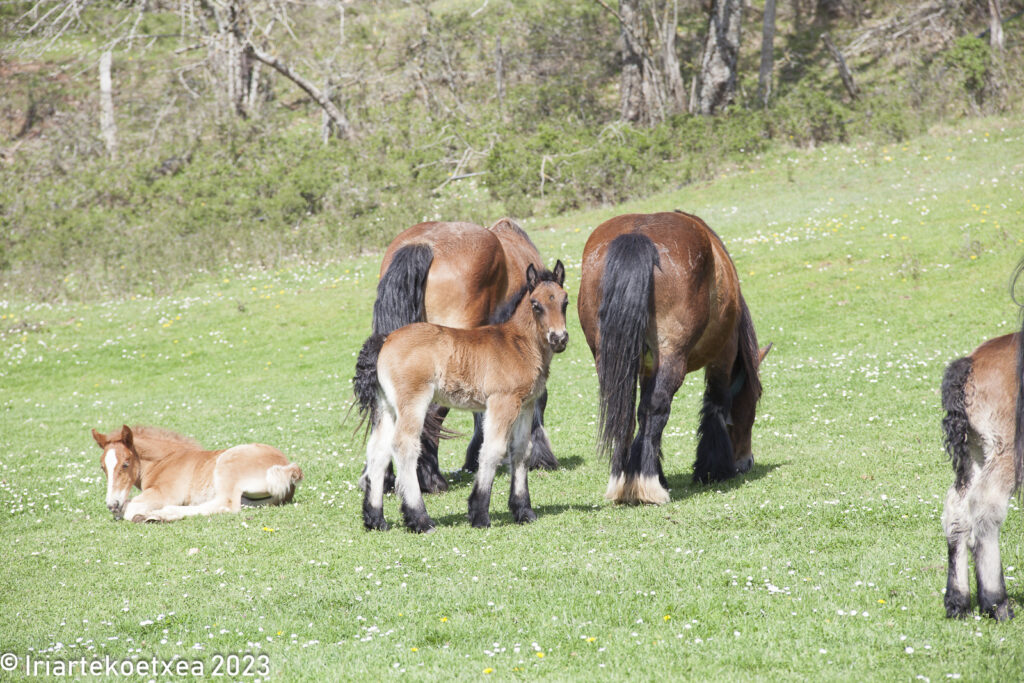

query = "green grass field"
[2,116,1024,680]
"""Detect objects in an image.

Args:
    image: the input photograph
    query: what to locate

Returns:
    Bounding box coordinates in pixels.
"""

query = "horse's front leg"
[142,497,234,523]
[123,489,170,523]
[508,405,537,524]
[468,397,519,528]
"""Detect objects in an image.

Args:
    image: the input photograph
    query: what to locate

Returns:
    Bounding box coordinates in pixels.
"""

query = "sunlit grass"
[1,117,1023,679]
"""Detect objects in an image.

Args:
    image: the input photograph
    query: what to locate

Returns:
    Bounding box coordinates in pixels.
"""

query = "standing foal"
[354,262,568,532]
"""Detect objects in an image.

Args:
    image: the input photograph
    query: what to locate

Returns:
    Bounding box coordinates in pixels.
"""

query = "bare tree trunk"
[99,51,117,158]
[758,0,776,107]
[988,0,1004,51]
[495,37,506,122]
[695,0,743,115]
[660,0,687,114]
[619,0,647,123]
[822,32,858,100]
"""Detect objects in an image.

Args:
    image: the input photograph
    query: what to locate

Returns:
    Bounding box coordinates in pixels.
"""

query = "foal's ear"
[91,428,107,448]
[119,424,134,448]
[525,263,538,290]
[552,260,565,287]
[757,342,773,367]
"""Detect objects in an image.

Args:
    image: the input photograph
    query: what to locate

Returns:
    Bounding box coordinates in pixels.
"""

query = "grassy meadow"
[2,116,1024,680]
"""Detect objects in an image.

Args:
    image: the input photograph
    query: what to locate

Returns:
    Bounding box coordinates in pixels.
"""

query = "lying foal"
[93,425,303,523]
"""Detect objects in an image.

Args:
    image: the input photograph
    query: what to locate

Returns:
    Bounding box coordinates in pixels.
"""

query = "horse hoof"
[469,513,491,529]
[130,514,148,523]
[513,507,537,524]
[945,594,972,619]
[986,600,1014,621]
[420,474,449,495]
[363,515,389,532]
[406,517,436,534]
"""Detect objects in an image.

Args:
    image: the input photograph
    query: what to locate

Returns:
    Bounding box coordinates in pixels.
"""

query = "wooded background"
[2,0,1022,300]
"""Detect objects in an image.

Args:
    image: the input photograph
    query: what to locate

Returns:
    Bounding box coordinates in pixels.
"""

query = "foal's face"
[91,426,140,520]
[526,261,569,353]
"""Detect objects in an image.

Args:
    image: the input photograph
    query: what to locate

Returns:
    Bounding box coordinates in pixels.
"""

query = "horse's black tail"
[941,355,973,491]
[354,333,387,432]
[596,233,659,462]
[372,244,433,336]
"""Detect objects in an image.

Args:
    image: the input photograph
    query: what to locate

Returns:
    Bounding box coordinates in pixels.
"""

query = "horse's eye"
[531,301,542,314]
[122,463,129,469]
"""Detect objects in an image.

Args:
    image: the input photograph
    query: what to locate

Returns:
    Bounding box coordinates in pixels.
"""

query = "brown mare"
[367,218,558,495]
[941,266,1024,620]
[577,211,769,505]
[92,425,303,523]
[354,262,568,532]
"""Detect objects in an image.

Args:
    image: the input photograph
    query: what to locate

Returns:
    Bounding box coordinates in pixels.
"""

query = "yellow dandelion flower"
[263,526,276,532]
[484,668,493,674]
[536,652,544,659]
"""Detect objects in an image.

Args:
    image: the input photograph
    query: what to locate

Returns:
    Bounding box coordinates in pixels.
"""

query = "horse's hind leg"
[363,406,395,531]
[417,404,450,493]
[393,409,436,534]
[942,481,973,618]
[620,361,683,505]
[528,389,558,471]
[463,412,484,472]
[968,450,1015,620]
[508,406,537,523]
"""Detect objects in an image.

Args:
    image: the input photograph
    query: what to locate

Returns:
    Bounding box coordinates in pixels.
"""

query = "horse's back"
[489,218,543,292]
[382,221,508,329]
[580,212,739,369]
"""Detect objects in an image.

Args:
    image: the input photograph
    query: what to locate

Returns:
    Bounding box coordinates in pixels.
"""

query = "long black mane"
[489,267,560,325]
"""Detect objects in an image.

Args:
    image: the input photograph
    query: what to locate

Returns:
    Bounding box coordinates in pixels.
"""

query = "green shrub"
[768,88,850,146]
[943,36,991,97]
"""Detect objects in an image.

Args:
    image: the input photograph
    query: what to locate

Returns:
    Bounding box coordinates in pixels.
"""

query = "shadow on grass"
[663,460,783,501]
[436,454,586,493]
[431,502,596,529]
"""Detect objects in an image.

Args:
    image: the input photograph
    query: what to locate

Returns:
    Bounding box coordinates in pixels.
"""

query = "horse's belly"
[434,387,485,412]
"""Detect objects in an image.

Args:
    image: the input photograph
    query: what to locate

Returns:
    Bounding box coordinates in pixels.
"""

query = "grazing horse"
[91,425,303,523]
[367,218,558,495]
[577,211,769,505]
[941,280,1024,620]
[355,261,568,532]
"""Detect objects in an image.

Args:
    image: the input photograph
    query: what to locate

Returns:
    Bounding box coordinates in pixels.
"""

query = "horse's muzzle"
[549,331,569,353]
[734,454,754,474]
[108,502,125,520]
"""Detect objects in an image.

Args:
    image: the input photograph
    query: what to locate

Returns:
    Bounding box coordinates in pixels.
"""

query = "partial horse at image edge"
[940,258,1024,621]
